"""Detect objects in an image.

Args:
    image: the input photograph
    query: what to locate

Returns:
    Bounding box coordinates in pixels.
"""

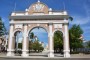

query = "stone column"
[26,38,29,55]
[22,24,29,57]
[63,23,70,57]
[48,23,54,57]
[7,24,14,56]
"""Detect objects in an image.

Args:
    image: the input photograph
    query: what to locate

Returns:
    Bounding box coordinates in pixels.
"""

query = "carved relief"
[28,2,49,14]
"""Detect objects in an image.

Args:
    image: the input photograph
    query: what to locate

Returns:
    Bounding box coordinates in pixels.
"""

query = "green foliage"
[18,43,22,49]
[54,31,63,53]
[29,32,44,52]
[31,40,44,52]
[29,40,33,50]
[69,24,83,50]
[86,41,90,48]
[53,24,84,53]
[30,32,34,39]
[0,17,7,36]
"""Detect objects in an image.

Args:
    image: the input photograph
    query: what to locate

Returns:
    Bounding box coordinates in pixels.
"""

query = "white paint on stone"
[22,24,29,57]
[63,23,70,58]
[15,24,23,29]
[54,24,62,28]
[7,24,14,56]
[48,23,54,57]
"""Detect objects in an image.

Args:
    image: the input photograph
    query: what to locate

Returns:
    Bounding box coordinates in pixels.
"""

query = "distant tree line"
[18,32,44,53]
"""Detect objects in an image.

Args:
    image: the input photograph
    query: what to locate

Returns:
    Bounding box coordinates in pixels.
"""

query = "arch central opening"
[28,27,48,55]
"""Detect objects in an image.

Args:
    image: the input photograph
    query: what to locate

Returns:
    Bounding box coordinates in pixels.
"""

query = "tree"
[32,40,44,52]
[29,40,33,52]
[54,31,63,53]
[30,32,34,39]
[0,17,4,36]
[0,17,7,36]
[18,43,22,49]
[29,32,34,52]
[29,32,44,52]
[69,24,83,51]
[86,41,90,48]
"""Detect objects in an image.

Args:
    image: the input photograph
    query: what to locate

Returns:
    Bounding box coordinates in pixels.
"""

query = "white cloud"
[82,26,90,30]
[81,26,90,34]
[70,3,90,25]
[69,15,90,25]
[18,38,23,43]
[81,26,90,40]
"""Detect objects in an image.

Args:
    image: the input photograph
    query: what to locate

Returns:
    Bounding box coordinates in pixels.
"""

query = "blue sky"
[0,0,90,42]
[31,28,48,45]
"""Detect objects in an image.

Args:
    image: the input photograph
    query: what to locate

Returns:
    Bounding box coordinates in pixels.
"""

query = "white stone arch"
[13,28,23,37]
[27,26,48,36]
[12,28,23,53]
[52,29,64,37]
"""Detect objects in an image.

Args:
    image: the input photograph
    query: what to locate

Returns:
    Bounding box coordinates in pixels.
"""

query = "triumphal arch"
[7,1,70,57]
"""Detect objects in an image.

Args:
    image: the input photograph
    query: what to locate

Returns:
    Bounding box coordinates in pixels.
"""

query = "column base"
[7,49,15,56]
[64,50,70,58]
[21,52,29,57]
[7,51,14,56]
[48,50,54,57]
[22,50,29,57]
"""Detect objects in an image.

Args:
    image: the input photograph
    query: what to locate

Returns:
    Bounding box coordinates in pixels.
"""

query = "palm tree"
[30,32,34,39]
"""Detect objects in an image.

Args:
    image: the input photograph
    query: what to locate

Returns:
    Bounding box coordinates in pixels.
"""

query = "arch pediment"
[28,2,49,14]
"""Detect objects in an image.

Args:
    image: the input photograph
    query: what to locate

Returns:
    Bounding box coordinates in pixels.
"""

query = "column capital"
[10,24,14,26]
[64,18,68,20]
[49,23,53,25]
[48,33,53,37]
[63,23,68,25]
[23,24,28,26]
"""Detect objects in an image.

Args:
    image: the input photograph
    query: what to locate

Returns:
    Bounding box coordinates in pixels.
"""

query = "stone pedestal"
[48,50,54,57]
[64,50,70,57]
[21,50,29,57]
[7,49,15,56]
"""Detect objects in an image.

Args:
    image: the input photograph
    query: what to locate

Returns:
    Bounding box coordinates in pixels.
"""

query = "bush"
[83,51,90,54]
[70,51,79,54]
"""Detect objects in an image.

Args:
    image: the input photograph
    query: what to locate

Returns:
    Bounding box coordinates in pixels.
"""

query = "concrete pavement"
[0,52,90,58]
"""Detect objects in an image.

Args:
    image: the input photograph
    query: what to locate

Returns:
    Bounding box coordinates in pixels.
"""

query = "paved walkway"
[0,53,90,58]
[71,54,90,58]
